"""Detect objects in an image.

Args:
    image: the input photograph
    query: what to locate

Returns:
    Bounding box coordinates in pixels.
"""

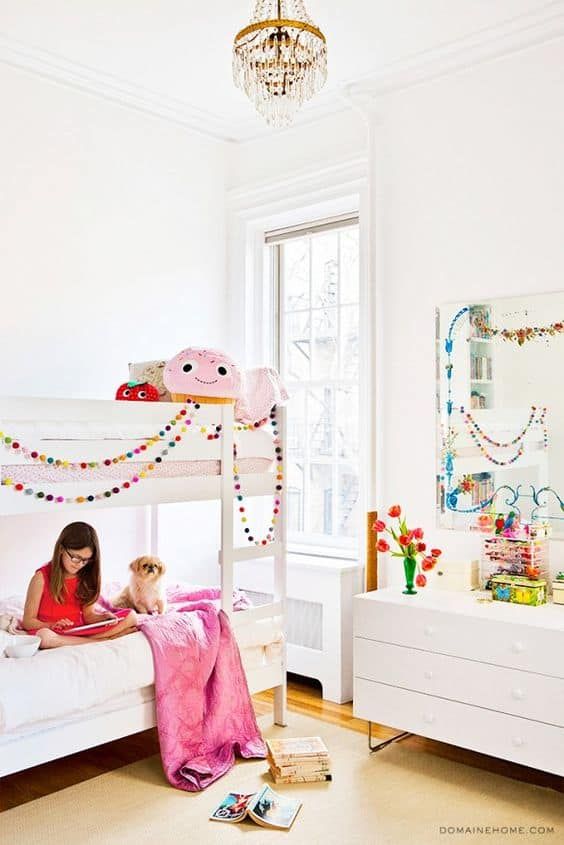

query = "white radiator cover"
[238,554,363,704]
[245,590,323,651]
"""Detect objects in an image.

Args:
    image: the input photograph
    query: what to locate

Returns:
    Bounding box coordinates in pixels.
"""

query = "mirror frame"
[436,297,564,537]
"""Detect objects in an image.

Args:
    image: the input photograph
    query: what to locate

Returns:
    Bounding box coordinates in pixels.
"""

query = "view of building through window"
[269,220,360,550]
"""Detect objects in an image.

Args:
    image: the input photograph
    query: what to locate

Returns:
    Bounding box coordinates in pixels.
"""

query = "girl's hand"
[52,618,74,630]
[95,612,117,622]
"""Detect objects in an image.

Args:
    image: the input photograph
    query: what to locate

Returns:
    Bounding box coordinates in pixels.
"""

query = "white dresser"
[353,588,564,776]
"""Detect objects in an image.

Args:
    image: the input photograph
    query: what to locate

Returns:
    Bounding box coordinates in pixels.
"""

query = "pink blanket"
[98,582,251,615]
[138,600,266,791]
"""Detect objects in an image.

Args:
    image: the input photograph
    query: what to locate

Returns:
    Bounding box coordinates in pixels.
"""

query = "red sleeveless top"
[35,563,85,628]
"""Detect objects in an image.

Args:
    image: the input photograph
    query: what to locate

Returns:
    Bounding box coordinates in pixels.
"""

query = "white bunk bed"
[0,396,287,777]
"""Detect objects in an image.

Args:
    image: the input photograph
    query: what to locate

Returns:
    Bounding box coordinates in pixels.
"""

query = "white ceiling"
[0,1,561,141]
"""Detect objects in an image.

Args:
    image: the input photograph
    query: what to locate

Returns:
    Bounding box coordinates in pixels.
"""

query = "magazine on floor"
[210,786,302,830]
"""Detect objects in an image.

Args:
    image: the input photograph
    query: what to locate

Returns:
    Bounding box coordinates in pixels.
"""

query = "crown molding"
[0,32,237,143]
[344,0,564,109]
[227,155,368,216]
[1,2,564,144]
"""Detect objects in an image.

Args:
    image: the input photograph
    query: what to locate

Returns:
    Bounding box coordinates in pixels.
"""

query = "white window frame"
[267,216,361,553]
[226,159,371,562]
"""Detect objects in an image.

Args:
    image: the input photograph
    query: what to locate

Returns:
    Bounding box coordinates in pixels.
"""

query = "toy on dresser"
[481,517,550,588]
[480,518,555,606]
[491,575,547,606]
[481,535,549,583]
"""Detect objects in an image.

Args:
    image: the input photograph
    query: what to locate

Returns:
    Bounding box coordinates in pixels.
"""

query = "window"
[267,216,360,551]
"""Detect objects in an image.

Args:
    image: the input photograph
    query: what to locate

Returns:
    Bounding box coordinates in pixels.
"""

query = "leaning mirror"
[436,292,564,537]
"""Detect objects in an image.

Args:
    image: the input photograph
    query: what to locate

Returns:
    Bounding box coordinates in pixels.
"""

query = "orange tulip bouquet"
[373,505,442,595]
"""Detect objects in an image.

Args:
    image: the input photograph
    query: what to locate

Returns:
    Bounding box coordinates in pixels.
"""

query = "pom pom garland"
[235,408,283,546]
[1,404,283,546]
[461,406,548,466]
[0,405,194,470]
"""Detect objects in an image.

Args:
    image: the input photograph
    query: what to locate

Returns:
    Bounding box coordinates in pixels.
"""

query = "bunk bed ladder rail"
[219,403,287,726]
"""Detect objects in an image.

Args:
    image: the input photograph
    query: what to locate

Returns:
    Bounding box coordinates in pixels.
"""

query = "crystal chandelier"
[233,1,327,128]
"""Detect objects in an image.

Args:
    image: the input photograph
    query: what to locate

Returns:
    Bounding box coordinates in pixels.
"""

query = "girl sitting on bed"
[23,521,137,649]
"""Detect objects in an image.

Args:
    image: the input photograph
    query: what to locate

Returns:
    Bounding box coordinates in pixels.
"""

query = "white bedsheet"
[0,631,153,734]
[0,617,283,735]
[0,686,156,747]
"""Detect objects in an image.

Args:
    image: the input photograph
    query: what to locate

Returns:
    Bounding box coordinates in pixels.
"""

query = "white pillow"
[0,596,24,617]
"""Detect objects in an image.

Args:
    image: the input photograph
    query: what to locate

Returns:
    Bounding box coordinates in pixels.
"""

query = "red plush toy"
[115,381,160,402]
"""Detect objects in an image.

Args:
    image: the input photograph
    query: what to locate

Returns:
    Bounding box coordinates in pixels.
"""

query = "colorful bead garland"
[473,317,564,346]
[461,406,548,466]
[235,408,283,546]
[462,421,523,466]
[462,406,547,448]
[5,454,159,502]
[1,401,283,547]
[0,408,267,469]
[442,305,470,493]
[1,404,203,503]
[0,403,203,469]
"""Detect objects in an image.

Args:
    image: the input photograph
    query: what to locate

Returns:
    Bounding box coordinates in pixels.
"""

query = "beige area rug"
[3,713,563,845]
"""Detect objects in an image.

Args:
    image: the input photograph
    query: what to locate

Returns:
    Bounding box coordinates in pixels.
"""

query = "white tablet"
[66,618,119,633]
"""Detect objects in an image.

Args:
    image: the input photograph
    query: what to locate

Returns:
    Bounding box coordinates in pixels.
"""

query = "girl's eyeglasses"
[64,548,92,566]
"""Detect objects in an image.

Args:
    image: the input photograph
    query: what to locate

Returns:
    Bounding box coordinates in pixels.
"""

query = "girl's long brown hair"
[50,522,101,606]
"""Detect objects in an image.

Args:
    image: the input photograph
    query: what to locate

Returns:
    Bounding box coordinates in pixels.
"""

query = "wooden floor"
[2,675,562,812]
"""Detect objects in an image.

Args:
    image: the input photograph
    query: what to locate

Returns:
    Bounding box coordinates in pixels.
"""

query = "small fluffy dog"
[112,555,167,615]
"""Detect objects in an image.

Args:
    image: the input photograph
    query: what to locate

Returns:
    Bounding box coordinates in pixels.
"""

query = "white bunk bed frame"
[0,397,287,777]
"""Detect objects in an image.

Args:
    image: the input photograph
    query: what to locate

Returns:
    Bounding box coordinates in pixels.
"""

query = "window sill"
[287,545,361,574]
[286,552,362,573]
[288,543,358,561]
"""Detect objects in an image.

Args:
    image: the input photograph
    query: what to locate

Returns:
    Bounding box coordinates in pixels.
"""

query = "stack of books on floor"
[266,736,332,784]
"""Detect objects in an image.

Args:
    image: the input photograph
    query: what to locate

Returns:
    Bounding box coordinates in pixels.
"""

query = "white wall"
[228,37,564,583]
[0,65,229,595]
[0,65,227,398]
[0,508,147,598]
[379,38,564,579]
[226,110,367,192]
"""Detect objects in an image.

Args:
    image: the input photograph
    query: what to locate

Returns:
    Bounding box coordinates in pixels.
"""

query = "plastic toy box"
[491,575,547,606]
[481,536,549,588]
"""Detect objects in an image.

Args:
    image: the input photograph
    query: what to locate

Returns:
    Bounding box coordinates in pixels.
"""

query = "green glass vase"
[403,556,417,595]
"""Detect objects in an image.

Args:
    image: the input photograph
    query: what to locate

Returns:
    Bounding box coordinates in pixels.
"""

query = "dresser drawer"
[354,678,564,776]
[354,596,564,678]
[355,638,564,727]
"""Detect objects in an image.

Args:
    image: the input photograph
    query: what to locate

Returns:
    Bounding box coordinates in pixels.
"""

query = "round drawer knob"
[423,713,435,724]
[424,625,435,637]
[511,641,525,654]
[512,736,525,748]
[424,670,434,680]
[511,688,525,701]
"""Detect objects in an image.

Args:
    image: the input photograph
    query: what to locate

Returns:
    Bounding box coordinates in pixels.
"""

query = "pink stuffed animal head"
[163,347,242,399]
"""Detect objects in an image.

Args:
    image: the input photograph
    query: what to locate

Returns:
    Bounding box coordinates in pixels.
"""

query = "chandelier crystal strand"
[233,0,327,127]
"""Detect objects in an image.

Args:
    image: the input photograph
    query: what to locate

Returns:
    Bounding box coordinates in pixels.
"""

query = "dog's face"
[129,556,166,583]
